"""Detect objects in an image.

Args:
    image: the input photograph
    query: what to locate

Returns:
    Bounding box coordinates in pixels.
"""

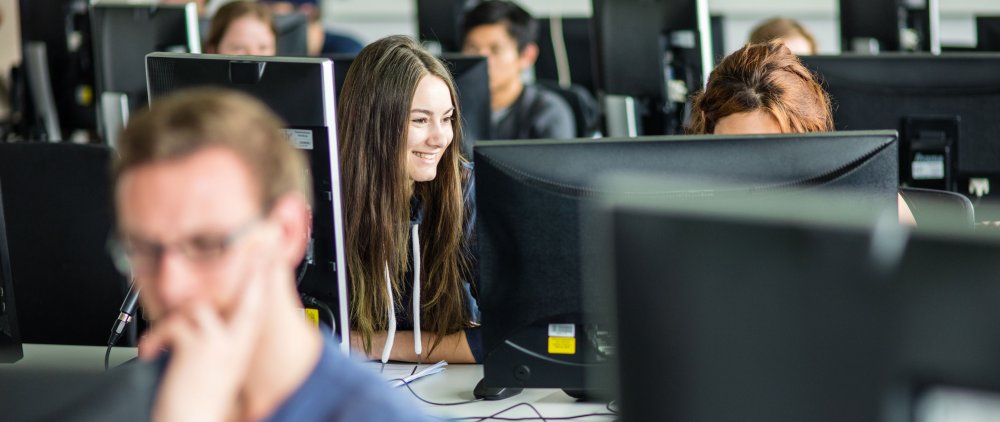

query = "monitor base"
[473,378,522,401]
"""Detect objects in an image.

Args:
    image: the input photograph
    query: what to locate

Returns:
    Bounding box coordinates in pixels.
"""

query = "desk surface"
[13,344,615,421]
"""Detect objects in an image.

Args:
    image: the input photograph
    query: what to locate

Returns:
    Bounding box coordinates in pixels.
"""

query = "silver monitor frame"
[145,53,350,354]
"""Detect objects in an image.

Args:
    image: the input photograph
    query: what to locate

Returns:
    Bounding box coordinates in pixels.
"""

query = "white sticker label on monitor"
[912,153,945,180]
[548,324,575,338]
[282,129,314,150]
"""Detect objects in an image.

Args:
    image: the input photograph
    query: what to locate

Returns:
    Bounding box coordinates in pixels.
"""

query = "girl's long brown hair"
[337,35,472,355]
[687,41,833,134]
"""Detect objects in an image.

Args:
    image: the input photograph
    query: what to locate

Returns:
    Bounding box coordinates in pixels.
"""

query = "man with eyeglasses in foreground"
[112,88,436,421]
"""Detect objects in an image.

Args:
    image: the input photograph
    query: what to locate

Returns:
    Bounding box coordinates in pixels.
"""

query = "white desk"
[13,344,615,421]
[390,363,614,420]
[18,343,137,370]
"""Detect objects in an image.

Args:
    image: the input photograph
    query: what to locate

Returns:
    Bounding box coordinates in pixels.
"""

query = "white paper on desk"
[369,360,447,388]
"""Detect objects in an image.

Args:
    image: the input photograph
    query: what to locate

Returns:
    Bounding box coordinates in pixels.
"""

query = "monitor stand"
[0,332,22,363]
[473,378,522,401]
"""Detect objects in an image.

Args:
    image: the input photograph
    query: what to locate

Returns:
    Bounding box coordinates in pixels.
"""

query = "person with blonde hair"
[205,1,277,56]
[749,17,818,55]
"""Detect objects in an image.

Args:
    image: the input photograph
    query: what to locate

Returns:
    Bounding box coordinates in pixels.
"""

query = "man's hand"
[140,231,278,422]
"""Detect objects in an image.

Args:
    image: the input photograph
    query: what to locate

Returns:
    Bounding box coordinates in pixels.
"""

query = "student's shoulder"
[526,84,576,138]
[315,363,439,421]
[268,339,438,422]
[323,30,364,55]
[531,83,574,115]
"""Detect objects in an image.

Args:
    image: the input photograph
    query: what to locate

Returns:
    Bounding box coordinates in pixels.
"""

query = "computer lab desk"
[14,344,616,421]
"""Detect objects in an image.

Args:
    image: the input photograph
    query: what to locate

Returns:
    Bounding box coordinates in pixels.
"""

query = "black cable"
[103,342,113,371]
[389,377,485,406]
[299,293,335,329]
[454,410,617,421]
[389,374,616,421]
[470,402,547,422]
[450,401,618,421]
[605,400,618,415]
[104,325,121,371]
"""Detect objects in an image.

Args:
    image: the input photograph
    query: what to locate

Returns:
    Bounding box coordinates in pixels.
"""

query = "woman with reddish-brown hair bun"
[688,41,916,225]
[688,40,832,136]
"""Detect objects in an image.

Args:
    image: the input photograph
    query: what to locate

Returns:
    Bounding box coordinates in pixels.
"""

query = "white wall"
[321,0,1000,53]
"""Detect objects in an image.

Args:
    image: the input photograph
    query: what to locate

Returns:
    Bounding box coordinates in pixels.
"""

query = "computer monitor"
[801,54,1000,216]
[592,0,713,136]
[535,16,596,93]
[273,12,310,56]
[415,0,478,53]
[146,52,350,353]
[440,53,492,155]
[90,2,201,146]
[17,0,97,140]
[0,143,126,346]
[839,0,901,53]
[328,53,491,158]
[892,225,1000,413]
[977,16,1000,51]
[198,12,310,56]
[0,361,157,419]
[472,130,899,399]
[839,0,939,53]
[595,188,894,421]
[595,186,1000,421]
[0,180,22,363]
[710,14,726,64]
[21,42,64,142]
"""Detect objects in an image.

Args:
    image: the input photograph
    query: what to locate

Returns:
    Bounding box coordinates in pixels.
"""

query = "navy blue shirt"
[322,31,364,54]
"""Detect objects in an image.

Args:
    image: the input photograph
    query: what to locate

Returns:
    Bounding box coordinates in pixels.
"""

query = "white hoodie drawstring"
[379,223,423,371]
[411,223,422,364]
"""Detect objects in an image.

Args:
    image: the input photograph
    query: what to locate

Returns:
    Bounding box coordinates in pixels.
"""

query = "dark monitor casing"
[602,195,893,421]
[273,13,310,57]
[0,143,126,346]
[17,0,97,138]
[891,229,1000,414]
[839,0,935,53]
[0,180,22,363]
[440,53,492,155]
[977,16,1000,51]
[145,52,350,352]
[473,131,899,394]
[90,3,200,139]
[839,0,902,52]
[592,0,713,135]
[535,16,597,93]
[600,191,1000,421]
[329,53,491,158]
[802,54,1000,208]
[415,0,477,53]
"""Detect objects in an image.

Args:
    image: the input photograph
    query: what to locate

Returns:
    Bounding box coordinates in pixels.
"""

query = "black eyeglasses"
[107,219,262,277]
